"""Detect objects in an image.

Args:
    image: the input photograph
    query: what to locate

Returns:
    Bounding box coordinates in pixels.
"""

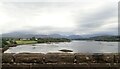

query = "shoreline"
[2,41,71,53]
[3,41,118,53]
[2,40,118,53]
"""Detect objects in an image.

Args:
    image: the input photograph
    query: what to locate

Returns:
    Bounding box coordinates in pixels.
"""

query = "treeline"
[72,36,120,42]
[1,38,17,52]
[37,38,71,43]
[2,38,17,48]
[90,36,120,42]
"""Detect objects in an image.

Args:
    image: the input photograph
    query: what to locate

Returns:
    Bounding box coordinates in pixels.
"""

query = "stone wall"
[2,53,120,63]
[2,63,120,69]
[2,53,120,69]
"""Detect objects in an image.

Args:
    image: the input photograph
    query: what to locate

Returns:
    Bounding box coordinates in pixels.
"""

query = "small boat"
[59,49,73,52]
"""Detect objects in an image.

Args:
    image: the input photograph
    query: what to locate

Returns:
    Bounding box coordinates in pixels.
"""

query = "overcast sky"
[0,0,119,35]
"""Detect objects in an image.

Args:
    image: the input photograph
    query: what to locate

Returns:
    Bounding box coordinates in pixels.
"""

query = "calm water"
[4,41,118,53]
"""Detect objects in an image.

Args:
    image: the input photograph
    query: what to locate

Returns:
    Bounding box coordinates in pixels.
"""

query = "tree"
[2,39,8,48]
[31,37,36,41]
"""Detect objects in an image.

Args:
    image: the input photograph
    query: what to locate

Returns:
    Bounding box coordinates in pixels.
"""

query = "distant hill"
[90,35,120,41]
[2,31,35,38]
[67,35,83,39]
[1,31,119,40]
[1,31,82,39]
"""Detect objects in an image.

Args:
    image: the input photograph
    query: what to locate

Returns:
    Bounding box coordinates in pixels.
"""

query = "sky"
[0,0,119,35]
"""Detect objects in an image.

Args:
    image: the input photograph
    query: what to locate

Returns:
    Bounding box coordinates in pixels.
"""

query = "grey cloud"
[17,26,74,35]
[1,0,74,2]
[76,5,117,28]
[0,0,118,35]
[2,2,73,18]
[72,4,118,35]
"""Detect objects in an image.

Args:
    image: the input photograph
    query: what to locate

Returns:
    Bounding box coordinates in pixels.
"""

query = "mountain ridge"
[1,31,118,39]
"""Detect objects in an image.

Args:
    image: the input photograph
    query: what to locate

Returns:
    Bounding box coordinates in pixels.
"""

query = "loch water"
[4,40,118,53]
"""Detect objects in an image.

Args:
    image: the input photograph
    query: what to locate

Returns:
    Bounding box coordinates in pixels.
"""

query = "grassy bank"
[16,40,37,44]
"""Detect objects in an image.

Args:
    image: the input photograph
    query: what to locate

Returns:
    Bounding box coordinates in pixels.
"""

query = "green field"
[16,40,37,44]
